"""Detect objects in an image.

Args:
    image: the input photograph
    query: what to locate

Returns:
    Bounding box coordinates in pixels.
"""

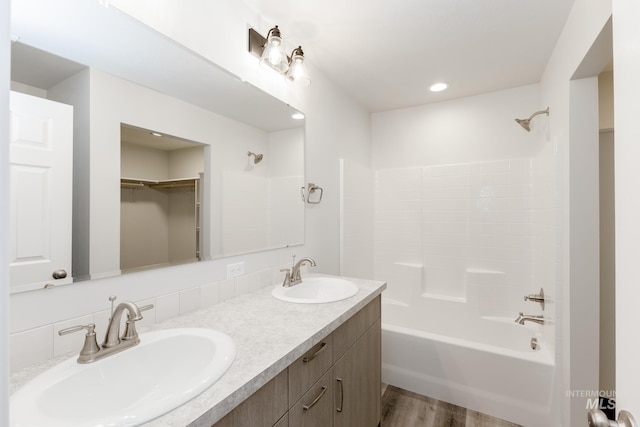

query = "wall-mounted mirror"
[9,0,305,292]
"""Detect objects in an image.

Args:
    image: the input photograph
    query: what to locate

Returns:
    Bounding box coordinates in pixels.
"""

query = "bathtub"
[381,299,556,427]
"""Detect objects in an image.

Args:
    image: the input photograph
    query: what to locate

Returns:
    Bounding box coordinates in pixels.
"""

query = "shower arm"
[526,108,549,121]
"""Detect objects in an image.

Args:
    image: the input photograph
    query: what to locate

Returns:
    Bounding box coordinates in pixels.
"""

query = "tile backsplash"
[9,265,286,373]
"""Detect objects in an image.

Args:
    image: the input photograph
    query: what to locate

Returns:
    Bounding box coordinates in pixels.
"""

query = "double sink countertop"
[9,274,386,426]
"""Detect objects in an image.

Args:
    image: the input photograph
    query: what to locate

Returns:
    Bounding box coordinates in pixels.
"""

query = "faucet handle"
[280,269,292,287]
[59,323,96,336]
[138,304,154,312]
[58,323,101,360]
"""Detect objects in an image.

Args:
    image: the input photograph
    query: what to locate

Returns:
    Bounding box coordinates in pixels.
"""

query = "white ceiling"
[243,0,577,112]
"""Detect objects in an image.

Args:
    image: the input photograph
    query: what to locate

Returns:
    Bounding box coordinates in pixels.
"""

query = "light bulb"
[286,47,311,86]
[260,26,289,73]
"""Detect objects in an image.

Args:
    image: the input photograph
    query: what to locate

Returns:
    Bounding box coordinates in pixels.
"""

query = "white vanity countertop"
[9,274,386,427]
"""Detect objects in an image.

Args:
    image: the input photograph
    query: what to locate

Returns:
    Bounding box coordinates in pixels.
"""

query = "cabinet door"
[212,370,288,427]
[333,296,380,361]
[334,319,381,427]
[273,414,288,427]
[9,91,73,292]
[290,368,334,427]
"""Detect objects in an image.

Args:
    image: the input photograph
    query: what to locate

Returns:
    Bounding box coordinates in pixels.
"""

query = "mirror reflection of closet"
[120,123,205,272]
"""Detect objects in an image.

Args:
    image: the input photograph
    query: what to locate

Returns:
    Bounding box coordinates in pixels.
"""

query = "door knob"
[52,269,67,279]
[588,409,637,427]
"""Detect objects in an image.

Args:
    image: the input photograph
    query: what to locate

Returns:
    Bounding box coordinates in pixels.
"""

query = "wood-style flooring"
[381,385,522,427]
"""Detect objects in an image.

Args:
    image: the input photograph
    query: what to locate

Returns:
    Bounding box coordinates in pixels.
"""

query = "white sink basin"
[272,276,359,303]
[10,328,235,427]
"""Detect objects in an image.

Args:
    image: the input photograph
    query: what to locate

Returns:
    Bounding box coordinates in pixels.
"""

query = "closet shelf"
[121,177,199,189]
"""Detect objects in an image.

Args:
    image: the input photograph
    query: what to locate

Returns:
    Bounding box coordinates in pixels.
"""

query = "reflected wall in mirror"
[9,0,305,292]
[120,124,205,272]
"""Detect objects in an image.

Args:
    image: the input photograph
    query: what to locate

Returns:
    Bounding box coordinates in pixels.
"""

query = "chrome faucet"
[281,256,317,287]
[59,296,152,363]
[515,312,545,325]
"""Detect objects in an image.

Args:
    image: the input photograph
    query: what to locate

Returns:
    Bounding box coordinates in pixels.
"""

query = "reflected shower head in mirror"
[515,107,549,132]
[248,151,264,164]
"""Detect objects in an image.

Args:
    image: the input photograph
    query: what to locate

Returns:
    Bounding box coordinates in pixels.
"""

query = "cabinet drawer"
[289,335,333,405]
[289,368,334,427]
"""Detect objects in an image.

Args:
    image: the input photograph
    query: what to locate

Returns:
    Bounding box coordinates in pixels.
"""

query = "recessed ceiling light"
[429,82,449,92]
[292,112,305,120]
[150,132,163,137]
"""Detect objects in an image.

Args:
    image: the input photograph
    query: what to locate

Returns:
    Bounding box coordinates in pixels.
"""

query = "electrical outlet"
[227,262,245,279]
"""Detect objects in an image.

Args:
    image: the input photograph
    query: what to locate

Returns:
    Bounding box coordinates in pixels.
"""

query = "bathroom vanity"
[9,275,385,427]
[213,296,381,427]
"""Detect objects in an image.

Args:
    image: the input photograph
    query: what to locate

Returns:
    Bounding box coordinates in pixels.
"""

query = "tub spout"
[515,312,545,325]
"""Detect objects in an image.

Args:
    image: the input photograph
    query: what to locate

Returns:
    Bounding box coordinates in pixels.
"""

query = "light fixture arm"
[290,46,304,58]
[265,26,281,44]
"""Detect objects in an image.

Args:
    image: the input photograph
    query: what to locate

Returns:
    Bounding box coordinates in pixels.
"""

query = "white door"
[613,0,640,423]
[9,91,73,292]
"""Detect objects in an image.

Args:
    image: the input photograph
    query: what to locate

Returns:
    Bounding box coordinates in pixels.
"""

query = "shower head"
[515,118,531,132]
[248,151,264,164]
[515,107,549,132]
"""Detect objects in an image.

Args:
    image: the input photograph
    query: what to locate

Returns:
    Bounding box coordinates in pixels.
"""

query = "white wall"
[612,0,640,416]
[1,0,11,420]
[7,0,371,372]
[372,85,542,168]
[539,0,612,424]
[121,142,171,180]
[340,158,374,279]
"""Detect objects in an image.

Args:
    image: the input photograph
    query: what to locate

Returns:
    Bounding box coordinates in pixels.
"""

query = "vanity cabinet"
[211,296,381,427]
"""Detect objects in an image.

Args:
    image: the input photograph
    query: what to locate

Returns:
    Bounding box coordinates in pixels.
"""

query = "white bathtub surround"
[10,275,386,426]
[8,264,286,373]
[375,159,537,307]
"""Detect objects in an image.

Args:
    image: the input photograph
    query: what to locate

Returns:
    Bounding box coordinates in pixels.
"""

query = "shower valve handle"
[524,288,545,310]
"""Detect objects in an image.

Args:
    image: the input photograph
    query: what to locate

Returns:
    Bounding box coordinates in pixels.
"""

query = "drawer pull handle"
[303,342,327,363]
[336,377,344,413]
[303,386,327,411]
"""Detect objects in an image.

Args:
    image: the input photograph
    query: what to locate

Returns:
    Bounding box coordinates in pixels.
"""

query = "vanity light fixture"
[429,82,449,92]
[248,26,311,85]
